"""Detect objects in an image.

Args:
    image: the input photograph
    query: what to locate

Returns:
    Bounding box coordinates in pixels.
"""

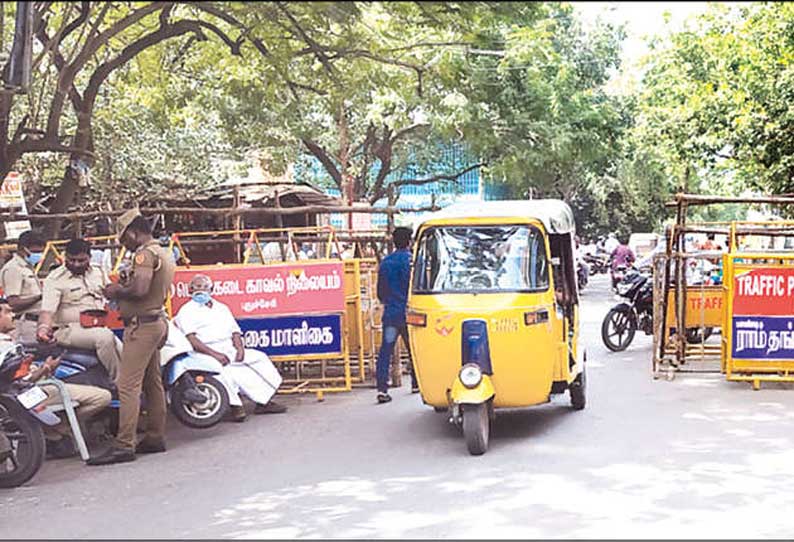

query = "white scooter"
[160,321,235,428]
[45,321,235,429]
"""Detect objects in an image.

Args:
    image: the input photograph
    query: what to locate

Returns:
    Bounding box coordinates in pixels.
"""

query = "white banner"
[0,172,31,240]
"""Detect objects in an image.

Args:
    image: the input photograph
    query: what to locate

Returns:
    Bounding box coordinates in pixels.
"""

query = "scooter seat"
[60,348,101,369]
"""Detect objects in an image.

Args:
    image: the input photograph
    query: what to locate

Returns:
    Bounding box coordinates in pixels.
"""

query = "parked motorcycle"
[32,323,231,430]
[601,268,713,352]
[0,343,60,488]
[601,267,654,352]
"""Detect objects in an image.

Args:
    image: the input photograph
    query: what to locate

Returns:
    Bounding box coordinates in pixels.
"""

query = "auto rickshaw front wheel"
[569,364,587,410]
[462,402,490,456]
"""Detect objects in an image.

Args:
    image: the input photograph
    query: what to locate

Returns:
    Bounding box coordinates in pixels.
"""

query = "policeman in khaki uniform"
[88,208,176,466]
[0,231,46,343]
[37,238,122,380]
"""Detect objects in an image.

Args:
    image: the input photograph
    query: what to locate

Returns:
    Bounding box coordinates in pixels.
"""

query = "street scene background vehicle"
[3,1,794,539]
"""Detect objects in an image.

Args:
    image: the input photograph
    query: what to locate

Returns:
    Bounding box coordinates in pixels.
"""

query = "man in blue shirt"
[376,227,417,404]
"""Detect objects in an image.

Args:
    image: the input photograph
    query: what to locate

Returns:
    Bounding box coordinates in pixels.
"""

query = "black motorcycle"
[601,268,713,352]
[601,268,654,351]
[584,253,609,275]
[0,344,55,488]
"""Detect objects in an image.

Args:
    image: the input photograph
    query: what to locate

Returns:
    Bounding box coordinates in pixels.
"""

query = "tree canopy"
[4,2,794,239]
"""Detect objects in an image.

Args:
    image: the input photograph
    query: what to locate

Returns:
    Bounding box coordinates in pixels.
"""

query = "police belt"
[121,313,164,327]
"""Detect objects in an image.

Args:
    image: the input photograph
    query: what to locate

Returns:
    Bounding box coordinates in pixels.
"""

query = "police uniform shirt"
[118,240,175,319]
[0,254,42,314]
[41,263,109,326]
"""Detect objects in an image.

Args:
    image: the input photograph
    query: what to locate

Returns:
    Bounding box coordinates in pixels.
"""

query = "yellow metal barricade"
[9,225,391,400]
[653,251,726,377]
[167,258,353,401]
[722,250,794,389]
[165,226,386,399]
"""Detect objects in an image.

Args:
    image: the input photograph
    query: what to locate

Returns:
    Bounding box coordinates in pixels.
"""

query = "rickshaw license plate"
[17,386,48,409]
[491,318,519,333]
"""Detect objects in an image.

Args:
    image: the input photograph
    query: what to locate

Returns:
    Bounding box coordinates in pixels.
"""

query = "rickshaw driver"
[495,230,530,290]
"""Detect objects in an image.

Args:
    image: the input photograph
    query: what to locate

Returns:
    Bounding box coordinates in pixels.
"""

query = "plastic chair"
[36,378,90,461]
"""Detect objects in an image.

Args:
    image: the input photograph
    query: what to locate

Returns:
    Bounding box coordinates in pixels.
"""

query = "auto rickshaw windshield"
[412,224,550,294]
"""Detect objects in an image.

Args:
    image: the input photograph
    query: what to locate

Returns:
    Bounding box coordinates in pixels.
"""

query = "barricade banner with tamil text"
[732,267,794,359]
[170,262,345,318]
[239,314,343,356]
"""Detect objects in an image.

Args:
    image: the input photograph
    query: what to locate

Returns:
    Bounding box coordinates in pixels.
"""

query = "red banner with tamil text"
[733,267,794,316]
[169,262,345,318]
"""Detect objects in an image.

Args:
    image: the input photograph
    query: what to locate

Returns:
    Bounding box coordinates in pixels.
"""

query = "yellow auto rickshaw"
[407,200,586,455]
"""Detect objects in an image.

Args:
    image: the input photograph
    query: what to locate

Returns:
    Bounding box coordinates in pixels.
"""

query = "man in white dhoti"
[174,274,287,422]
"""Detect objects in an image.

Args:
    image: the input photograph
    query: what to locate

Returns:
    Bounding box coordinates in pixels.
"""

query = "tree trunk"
[336,101,354,229]
[46,108,94,238]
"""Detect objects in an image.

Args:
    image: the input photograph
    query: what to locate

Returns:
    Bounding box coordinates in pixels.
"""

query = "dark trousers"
[376,322,417,393]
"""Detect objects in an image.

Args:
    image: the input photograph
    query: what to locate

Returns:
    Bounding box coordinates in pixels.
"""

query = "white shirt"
[174,299,241,352]
[0,331,14,347]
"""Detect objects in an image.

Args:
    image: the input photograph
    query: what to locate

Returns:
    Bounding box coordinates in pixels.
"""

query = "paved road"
[4,274,794,539]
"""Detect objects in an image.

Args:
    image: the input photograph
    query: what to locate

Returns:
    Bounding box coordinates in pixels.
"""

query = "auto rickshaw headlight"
[459,363,483,389]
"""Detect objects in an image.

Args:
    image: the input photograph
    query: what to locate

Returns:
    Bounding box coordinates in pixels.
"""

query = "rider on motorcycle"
[610,238,635,272]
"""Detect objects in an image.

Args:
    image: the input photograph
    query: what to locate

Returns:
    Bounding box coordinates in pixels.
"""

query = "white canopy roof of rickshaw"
[413,199,576,235]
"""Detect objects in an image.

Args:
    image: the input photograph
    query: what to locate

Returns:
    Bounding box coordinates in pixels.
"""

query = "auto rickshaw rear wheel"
[433,406,447,413]
[569,364,586,410]
[462,402,490,456]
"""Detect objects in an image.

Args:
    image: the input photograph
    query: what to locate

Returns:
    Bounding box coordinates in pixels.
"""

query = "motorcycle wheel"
[462,402,490,456]
[0,397,46,489]
[170,375,230,429]
[601,306,637,352]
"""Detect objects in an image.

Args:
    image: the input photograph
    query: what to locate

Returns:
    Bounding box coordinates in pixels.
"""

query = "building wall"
[294,142,487,229]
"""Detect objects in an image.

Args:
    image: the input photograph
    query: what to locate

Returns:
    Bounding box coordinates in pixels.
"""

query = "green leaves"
[634,2,794,199]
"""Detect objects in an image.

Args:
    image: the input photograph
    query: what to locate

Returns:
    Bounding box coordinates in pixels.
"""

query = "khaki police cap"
[116,208,141,238]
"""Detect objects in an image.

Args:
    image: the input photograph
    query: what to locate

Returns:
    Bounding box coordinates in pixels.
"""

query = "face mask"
[25,252,43,266]
[192,291,212,305]
[66,262,89,276]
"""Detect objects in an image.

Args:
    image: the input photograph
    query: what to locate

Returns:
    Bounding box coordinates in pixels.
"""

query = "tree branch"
[392,163,483,188]
[18,138,96,156]
[320,48,425,95]
[82,18,216,116]
[34,23,83,111]
[60,1,90,44]
[302,138,342,189]
[275,2,338,81]
[392,122,428,143]
[368,127,395,204]
[46,2,170,139]
[386,41,469,53]
[187,2,248,30]
[193,19,244,55]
